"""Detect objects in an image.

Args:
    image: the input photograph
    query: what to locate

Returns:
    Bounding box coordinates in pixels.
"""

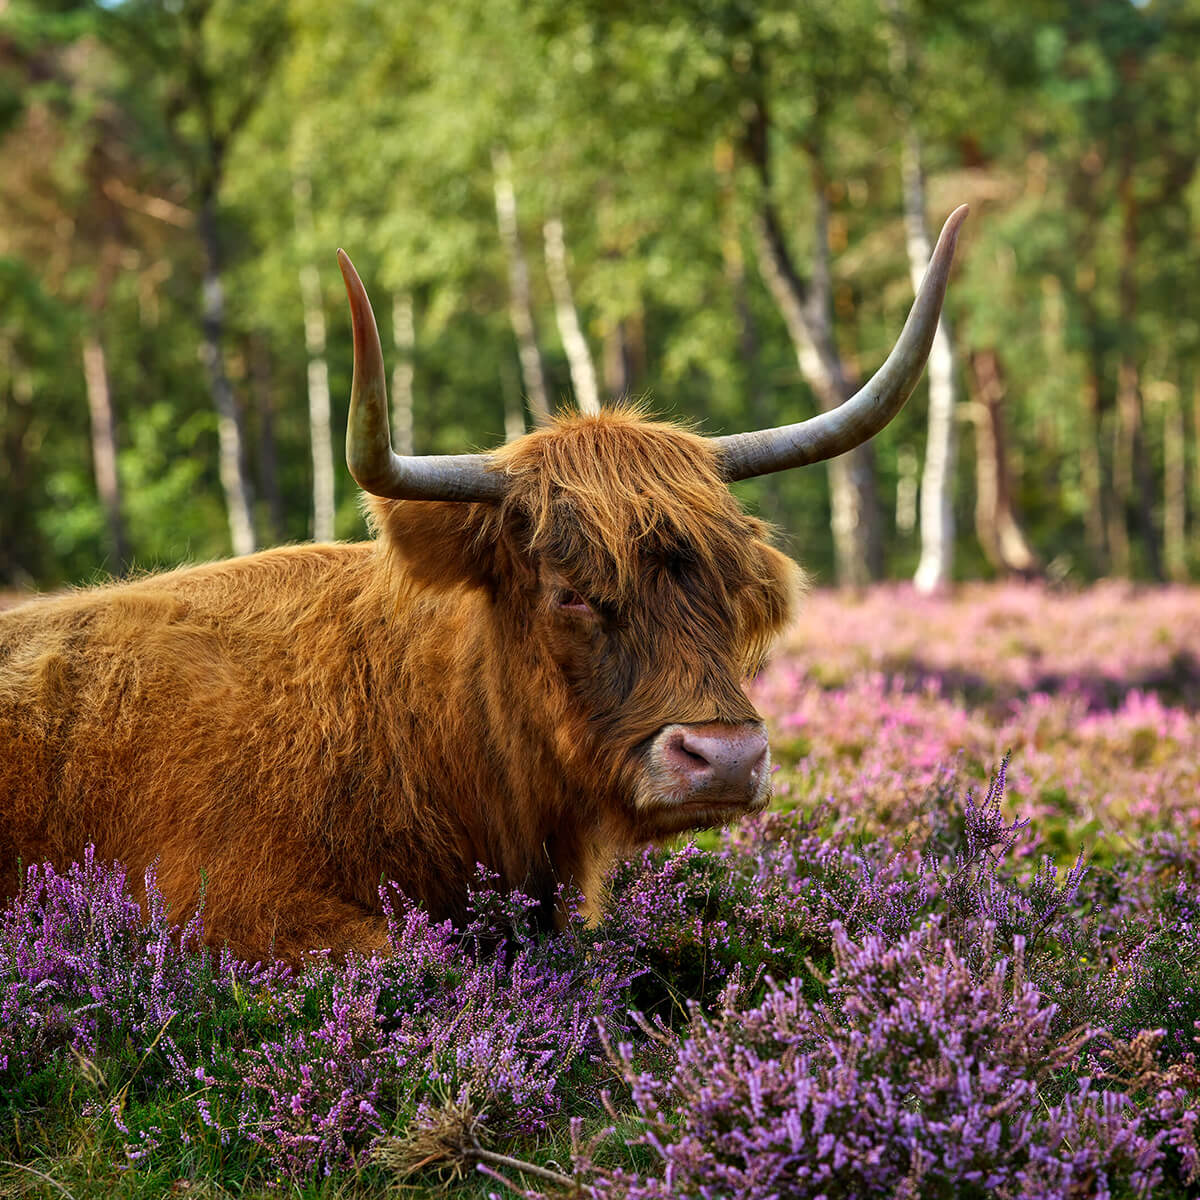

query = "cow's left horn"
[713,204,968,480]
[337,250,506,502]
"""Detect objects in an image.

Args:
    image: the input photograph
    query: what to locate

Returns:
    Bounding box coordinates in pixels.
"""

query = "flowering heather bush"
[0,849,281,1078]
[217,878,637,1177]
[585,926,1199,1200]
[756,582,1200,846]
[1,583,1199,1197]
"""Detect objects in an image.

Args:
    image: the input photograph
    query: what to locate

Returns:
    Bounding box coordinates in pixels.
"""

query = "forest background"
[2,0,1198,592]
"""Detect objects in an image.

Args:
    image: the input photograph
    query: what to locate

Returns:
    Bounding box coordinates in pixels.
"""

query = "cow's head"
[336,205,966,839]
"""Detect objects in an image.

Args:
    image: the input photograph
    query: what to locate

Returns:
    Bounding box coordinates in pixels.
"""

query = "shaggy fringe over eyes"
[494,408,788,609]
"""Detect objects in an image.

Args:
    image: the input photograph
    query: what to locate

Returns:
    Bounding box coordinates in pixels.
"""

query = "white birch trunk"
[198,200,256,558]
[492,146,550,424]
[293,171,336,543]
[895,444,919,535]
[902,129,959,595]
[543,216,600,415]
[81,333,128,571]
[391,292,415,457]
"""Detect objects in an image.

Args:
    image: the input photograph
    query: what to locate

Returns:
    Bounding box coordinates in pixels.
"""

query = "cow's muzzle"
[636,720,771,826]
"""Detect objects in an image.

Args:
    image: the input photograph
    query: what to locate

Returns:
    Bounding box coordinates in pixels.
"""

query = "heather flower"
[584,923,1199,1200]
[0,849,278,1083]
[218,872,636,1178]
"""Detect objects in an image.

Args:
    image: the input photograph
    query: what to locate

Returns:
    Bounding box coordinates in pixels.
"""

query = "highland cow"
[0,207,966,963]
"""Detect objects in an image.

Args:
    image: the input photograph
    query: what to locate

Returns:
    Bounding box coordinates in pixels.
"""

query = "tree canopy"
[2,0,1198,587]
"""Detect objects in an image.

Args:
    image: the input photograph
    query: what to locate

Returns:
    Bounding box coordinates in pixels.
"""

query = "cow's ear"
[368,498,534,596]
[739,542,807,663]
[760,543,808,632]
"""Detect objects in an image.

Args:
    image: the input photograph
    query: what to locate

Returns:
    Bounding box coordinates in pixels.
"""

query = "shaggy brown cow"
[0,207,966,963]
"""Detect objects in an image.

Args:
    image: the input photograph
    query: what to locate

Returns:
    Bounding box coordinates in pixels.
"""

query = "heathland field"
[3,583,1200,1198]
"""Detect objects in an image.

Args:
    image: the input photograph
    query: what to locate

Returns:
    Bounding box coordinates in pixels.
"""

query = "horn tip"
[336,248,366,304]
[943,203,969,240]
[930,204,969,266]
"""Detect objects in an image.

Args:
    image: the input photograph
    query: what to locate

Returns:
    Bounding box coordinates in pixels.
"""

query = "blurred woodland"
[1,0,1198,589]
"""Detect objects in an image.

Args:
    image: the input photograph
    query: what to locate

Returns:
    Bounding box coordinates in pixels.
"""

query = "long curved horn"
[337,249,506,502]
[714,204,968,481]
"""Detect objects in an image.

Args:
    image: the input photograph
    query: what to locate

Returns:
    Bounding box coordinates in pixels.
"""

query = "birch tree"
[901,129,960,594]
[742,96,883,586]
[543,215,600,415]
[293,165,336,543]
[886,0,960,593]
[492,145,550,426]
[391,293,416,457]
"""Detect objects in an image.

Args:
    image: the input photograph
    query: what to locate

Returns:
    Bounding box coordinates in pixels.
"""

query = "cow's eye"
[557,588,592,614]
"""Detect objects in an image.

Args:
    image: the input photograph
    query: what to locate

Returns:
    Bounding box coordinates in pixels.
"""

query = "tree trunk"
[492,146,550,425]
[1192,374,1200,541]
[1115,367,1161,579]
[391,292,416,457]
[741,92,881,585]
[293,171,336,543]
[1068,148,1117,575]
[714,137,784,525]
[601,309,646,402]
[886,0,957,592]
[80,332,129,573]
[749,189,881,586]
[1115,151,1162,581]
[1107,408,1132,576]
[883,0,955,585]
[248,334,287,544]
[1157,381,1187,581]
[1077,263,1121,574]
[543,216,600,415]
[1079,317,1125,576]
[900,129,959,594]
[0,341,38,586]
[716,140,767,422]
[967,349,1039,577]
[197,194,256,557]
[895,444,919,535]
[602,320,631,401]
[499,355,526,444]
[1079,370,1110,572]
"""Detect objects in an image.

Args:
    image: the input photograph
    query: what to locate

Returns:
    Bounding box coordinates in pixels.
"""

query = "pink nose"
[659,722,769,792]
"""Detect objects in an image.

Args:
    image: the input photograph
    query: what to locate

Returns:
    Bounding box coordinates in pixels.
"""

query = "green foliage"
[1,0,1199,585]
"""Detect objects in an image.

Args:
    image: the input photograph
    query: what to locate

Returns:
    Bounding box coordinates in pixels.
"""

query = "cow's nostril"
[656,722,770,796]
[661,730,712,775]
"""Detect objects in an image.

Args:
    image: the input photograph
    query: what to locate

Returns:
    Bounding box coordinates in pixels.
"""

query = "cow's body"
[0,415,799,961]
[1,543,513,959]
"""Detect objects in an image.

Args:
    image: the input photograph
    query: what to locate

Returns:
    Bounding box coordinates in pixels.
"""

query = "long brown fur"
[0,409,803,963]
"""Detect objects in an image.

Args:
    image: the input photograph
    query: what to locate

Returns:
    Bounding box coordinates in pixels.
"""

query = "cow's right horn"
[713,204,968,480]
[337,250,506,502]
